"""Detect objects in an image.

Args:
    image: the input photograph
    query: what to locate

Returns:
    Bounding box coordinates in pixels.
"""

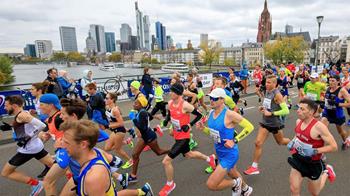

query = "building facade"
[219,47,242,66]
[59,26,78,52]
[105,32,116,53]
[120,23,132,44]
[89,24,106,53]
[242,42,264,66]
[143,15,151,51]
[316,36,341,64]
[34,40,53,59]
[23,44,36,57]
[155,21,166,50]
[257,0,272,43]
[85,32,97,54]
[135,2,144,49]
[285,24,293,34]
[200,34,209,47]
[152,49,200,64]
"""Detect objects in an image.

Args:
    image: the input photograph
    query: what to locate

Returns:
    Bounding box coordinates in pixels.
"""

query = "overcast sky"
[0,0,349,53]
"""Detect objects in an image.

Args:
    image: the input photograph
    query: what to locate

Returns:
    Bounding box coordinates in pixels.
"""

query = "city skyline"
[1,0,350,53]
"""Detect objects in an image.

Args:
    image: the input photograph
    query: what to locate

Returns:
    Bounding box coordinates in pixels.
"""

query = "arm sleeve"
[225,96,236,110]
[235,118,254,142]
[273,102,290,116]
[190,109,203,126]
[28,118,47,137]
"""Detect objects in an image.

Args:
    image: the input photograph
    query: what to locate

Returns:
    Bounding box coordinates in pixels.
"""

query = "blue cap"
[39,93,61,110]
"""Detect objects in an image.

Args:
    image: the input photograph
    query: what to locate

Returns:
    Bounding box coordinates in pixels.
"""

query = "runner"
[303,73,327,117]
[149,78,167,122]
[104,92,134,170]
[277,68,291,109]
[288,99,337,196]
[319,69,329,84]
[294,64,310,109]
[1,95,54,196]
[60,120,154,196]
[321,75,350,150]
[213,76,238,112]
[159,82,216,196]
[85,83,108,128]
[197,88,254,195]
[244,75,291,175]
[228,73,247,115]
[252,65,263,102]
[29,82,48,122]
[127,95,169,183]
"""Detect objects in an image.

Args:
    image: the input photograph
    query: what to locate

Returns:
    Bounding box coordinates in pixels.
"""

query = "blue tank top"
[208,107,237,156]
[324,87,345,118]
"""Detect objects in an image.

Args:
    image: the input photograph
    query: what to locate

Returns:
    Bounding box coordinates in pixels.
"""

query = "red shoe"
[208,154,216,170]
[143,145,151,152]
[243,166,260,175]
[201,115,208,123]
[154,125,163,137]
[326,164,336,183]
[159,182,176,196]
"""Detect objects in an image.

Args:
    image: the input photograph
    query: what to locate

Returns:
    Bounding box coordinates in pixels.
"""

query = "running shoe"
[125,137,134,148]
[159,182,176,196]
[37,165,50,179]
[160,120,165,128]
[243,166,260,175]
[241,185,253,196]
[154,125,164,137]
[30,181,43,196]
[141,182,154,196]
[110,156,123,172]
[208,154,216,170]
[121,160,133,169]
[239,108,244,115]
[232,177,242,196]
[189,139,198,150]
[258,97,261,103]
[243,100,247,107]
[201,115,208,124]
[128,175,138,183]
[326,164,336,183]
[143,145,151,152]
[128,128,136,138]
[119,173,129,189]
[205,166,213,174]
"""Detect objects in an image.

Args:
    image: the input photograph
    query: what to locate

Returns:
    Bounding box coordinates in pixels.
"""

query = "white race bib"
[209,128,221,144]
[298,78,304,83]
[306,92,317,101]
[171,118,181,131]
[293,138,313,156]
[263,98,272,110]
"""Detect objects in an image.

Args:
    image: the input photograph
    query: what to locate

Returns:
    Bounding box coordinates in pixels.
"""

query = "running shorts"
[9,149,48,167]
[197,89,204,99]
[260,123,284,134]
[141,129,157,144]
[217,146,239,171]
[288,153,326,181]
[168,139,190,159]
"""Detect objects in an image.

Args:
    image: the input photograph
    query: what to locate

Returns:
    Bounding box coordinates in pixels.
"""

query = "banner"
[0,90,35,116]
[198,74,213,88]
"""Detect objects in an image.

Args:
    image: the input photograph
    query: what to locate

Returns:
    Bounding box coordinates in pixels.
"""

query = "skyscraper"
[120,23,132,44]
[34,40,53,59]
[89,24,106,53]
[155,21,167,50]
[285,24,293,34]
[166,35,173,50]
[135,1,144,49]
[257,0,272,43]
[24,44,36,57]
[143,15,151,51]
[200,34,208,47]
[86,32,97,54]
[162,26,167,50]
[59,26,78,52]
[105,32,116,53]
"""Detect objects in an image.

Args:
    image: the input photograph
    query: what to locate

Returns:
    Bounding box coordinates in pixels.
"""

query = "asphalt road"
[0,88,350,196]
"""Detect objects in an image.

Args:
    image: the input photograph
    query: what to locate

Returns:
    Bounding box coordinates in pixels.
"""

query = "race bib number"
[298,78,304,83]
[209,128,221,144]
[234,88,240,93]
[324,99,336,109]
[293,138,313,157]
[171,118,181,131]
[306,93,317,101]
[263,98,272,110]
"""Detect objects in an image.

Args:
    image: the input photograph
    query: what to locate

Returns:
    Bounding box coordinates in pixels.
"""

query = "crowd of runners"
[1,62,350,196]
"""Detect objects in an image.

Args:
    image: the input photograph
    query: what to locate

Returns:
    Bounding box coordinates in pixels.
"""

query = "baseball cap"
[310,73,319,78]
[130,81,141,89]
[136,95,148,108]
[170,83,184,95]
[207,88,226,99]
[40,93,61,110]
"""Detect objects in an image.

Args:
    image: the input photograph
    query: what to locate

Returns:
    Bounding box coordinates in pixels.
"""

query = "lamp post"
[315,16,324,66]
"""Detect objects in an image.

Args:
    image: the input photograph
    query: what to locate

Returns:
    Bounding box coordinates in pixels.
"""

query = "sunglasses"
[209,97,220,102]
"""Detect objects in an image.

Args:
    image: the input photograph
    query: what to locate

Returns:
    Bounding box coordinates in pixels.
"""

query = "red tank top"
[47,111,63,140]
[295,119,324,160]
[168,98,191,140]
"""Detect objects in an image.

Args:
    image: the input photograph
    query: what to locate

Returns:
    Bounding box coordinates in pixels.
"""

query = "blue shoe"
[128,175,138,183]
[119,173,129,189]
[141,182,154,196]
[30,181,43,196]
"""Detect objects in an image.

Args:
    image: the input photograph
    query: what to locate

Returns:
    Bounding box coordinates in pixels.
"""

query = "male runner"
[60,120,154,196]
[244,75,291,175]
[159,83,216,196]
[1,95,54,196]
[288,99,337,196]
[303,73,326,117]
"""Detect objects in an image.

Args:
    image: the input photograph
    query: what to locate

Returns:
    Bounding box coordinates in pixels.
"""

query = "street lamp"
[315,16,324,66]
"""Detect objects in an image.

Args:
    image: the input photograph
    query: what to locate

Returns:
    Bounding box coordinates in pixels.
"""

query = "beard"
[7,108,14,115]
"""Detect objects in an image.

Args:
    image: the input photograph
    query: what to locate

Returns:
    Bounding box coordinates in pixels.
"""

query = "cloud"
[0,0,349,53]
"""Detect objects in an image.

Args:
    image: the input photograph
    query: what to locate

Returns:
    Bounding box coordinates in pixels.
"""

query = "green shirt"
[304,81,326,101]
[154,86,164,102]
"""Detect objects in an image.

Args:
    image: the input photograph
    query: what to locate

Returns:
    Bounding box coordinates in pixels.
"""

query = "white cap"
[310,73,319,78]
[207,88,227,98]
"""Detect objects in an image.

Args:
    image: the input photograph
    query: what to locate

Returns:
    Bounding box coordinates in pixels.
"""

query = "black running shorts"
[9,149,48,167]
[168,139,190,159]
[288,153,326,181]
[260,123,284,134]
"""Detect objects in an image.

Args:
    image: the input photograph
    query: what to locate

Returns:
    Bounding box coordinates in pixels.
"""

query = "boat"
[99,63,116,71]
[115,62,125,68]
[124,63,142,68]
[161,63,189,73]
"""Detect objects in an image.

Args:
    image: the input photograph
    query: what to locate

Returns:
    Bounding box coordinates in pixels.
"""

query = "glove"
[128,110,137,120]
[287,140,295,151]
[181,124,190,132]
[55,148,70,168]
[98,129,109,142]
[300,148,317,157]
[0,122,12,131]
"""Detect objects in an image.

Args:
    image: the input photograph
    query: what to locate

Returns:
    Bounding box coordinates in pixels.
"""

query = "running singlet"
[323,87,345,118]
[262,89,283,127]
[294,119,324,160]
[207,107,237,155]
[253,70,262,84]
[168,98,191,140]
[77,148,115,196]
[47,111,63,140]
[304,81,326,101]
[105,108,126,133]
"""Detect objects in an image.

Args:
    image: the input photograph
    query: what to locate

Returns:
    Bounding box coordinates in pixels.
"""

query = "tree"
[264,36,308,65]
[141,56,151,64]
[0,56,14,84]
[199,42,222,69]
[51,52,67,62]
[224,58,235,66]
[151,58,159,64]
[67,52,85,63]
[108,53,122,62]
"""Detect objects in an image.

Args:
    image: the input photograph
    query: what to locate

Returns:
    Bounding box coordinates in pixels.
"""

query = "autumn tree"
[108,53,122,62]
[67,52,85,63]
[0,56,14,84]
[199,41,222,69]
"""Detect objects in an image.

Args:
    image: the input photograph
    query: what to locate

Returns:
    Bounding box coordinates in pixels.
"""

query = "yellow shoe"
[121,160,133,169]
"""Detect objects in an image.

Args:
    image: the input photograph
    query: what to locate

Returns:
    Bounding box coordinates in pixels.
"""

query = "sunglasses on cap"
[209,97,220,102]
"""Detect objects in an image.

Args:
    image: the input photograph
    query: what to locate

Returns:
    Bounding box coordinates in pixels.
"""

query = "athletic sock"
[117,174,123,181]
[252,162,258,168]
[232,179,238,187]
[137,188,145,196]
[242,184,249,191]
[27,178,39,186]
[167,181,173,186]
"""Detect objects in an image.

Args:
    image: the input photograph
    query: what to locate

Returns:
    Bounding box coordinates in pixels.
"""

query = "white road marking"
[244,106,256,111]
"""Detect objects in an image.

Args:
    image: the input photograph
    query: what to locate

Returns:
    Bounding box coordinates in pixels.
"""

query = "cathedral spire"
[264,0,267,10]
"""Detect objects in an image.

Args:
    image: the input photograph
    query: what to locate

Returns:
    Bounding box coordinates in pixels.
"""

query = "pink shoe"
[154,125,163,137]
[243,166,260,175]
[143,145,151,152]
[326,164,336,183]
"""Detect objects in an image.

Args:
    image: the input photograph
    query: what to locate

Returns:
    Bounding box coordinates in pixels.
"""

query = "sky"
[0,0,349,53]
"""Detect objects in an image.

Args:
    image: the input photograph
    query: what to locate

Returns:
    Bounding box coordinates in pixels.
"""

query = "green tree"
[264,36,308,65]
[224,58,234,66]
[0,56,14,84]
[199,42,222,69]
[151,58,159,64]
[141,56,151,64]
[51,52,67,62]
[108,53,122,62]
[67,52,85,63]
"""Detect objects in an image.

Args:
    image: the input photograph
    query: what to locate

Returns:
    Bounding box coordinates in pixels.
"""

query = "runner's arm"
[85,166,111,196]
[314,122,338,154]
[228,110,254,142]
[339,88,350,108]
[273,93,290,116]
[183,101,202,126]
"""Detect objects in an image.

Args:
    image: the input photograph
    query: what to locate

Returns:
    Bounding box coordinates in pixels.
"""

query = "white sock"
[232,179,237,187]
[252,162,258,168]
[117,174,123,181]
[167,181,173,186]
[242,184,248,191]
[206,156,210,162]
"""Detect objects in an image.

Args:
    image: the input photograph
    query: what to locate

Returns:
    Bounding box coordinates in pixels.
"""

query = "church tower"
[257,0,272,43]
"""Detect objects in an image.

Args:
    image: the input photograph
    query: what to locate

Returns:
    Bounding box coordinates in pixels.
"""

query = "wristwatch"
[233,138,238,144]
